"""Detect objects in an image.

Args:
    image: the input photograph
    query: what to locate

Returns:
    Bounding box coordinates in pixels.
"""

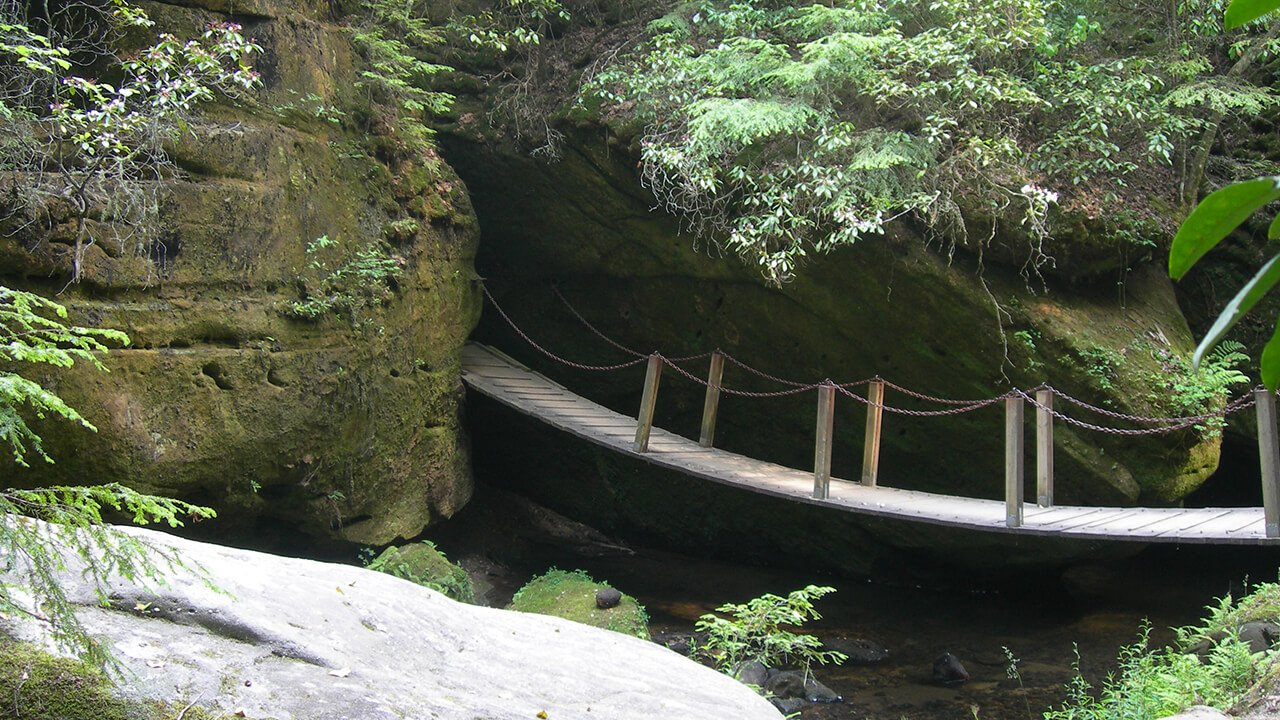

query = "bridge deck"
[462,343,1277,545]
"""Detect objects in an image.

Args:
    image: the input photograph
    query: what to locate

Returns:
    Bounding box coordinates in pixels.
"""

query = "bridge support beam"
[1005,396,1025,527]
[1257,388,1280,538]
[634,354,663,453]
[861,380,884,487]
[1036,389,1054,507]
[699,352,725,448]
[813,383,836,499]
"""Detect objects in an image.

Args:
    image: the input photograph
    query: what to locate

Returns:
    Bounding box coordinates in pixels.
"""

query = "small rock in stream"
[764,670,843,703]
[734,660,769,688]
[824,636,889,665]
[932,652,970,685]
[769,697,807,714]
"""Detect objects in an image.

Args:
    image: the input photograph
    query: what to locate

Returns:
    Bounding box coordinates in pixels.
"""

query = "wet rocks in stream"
[932,652,970,685]
[721,666,844,713]
[734,661,770,688]
[824,636,889,665]
[1189,620,1280,657]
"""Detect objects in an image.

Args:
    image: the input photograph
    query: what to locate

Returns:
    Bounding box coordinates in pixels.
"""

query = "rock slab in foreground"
[2,525,781,720]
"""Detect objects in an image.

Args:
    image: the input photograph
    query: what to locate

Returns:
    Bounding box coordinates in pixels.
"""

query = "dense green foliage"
[585,0,1278,282]
[1154,340,1249,433]
[694,585,846,674]
[1046,579,1280,720]
[0,0,260,282]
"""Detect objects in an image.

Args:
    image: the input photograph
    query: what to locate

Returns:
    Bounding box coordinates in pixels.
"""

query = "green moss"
[509,569,650,640]
[368,541,475,603]
[0,640,133,720]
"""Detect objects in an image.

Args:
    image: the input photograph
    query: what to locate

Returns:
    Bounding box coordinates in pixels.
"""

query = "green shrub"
[694,584,846,674]
[366,541,475,603]
[1046,580,1280,720]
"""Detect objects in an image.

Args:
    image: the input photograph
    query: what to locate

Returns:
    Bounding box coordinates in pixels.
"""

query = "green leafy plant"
[1175,577,1280,650]
[694,585,846,675]
[286,236,404,322]
[1046,619,1268,720]
[449,0,570,53]
[1149,340,1249,435]
[1169,0,1280,389]
[1076,346,1124,392]
[1047,578,1280,720]
[272,90,346,125]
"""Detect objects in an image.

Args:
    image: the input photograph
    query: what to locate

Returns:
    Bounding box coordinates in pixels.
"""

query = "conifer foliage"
[584,0,1279,283]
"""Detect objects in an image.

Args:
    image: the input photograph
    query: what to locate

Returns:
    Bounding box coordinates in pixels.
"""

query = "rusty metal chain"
[551,284,647,358]
[661,355,821,398]
[835,383,1009,417]
[482,284,648,372]
[485,282,1268,432]
[552,284,712,363]
[721,351,814,388]
[881,379,998,406]
[1014,389,1258,436]
[1044,385,1255,425]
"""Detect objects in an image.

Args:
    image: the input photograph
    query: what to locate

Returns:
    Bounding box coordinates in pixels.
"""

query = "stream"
[426,482,1280,720]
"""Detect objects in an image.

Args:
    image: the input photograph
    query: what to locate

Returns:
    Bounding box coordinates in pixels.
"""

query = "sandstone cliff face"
[0,0,480,545]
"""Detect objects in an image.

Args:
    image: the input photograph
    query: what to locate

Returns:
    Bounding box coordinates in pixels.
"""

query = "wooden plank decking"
[462,343,1279,545]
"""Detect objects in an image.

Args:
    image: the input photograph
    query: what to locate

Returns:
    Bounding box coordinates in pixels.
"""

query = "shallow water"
[428,486,1280,720]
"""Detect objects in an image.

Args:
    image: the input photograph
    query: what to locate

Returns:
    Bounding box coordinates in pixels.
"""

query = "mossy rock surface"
[0,641,132,720]
[510,569,650,640]
[369,541,476,603]
[0,640,222,720]
[0,0,481,546]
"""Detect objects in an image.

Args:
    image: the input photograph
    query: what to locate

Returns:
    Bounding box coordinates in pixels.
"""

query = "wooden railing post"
[699,351,726,448]
[633,354,663,453]
[1256,388,1280,538]
[813,382,836,500]
[861,380,884,487]
[1036,389,1054,507]
[1005,395,1025,527]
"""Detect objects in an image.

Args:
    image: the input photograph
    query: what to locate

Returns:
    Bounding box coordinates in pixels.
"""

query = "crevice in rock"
[202,362,234,390]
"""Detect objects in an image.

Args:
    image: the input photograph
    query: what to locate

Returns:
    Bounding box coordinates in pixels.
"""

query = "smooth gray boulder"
[1165,706,1229,720]
[1,523,782,720]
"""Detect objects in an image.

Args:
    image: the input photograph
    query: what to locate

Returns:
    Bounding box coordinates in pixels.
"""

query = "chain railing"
[479,282,1280,537]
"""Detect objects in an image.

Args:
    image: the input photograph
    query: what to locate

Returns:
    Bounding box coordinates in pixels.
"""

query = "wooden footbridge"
[464,287,1280,545]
